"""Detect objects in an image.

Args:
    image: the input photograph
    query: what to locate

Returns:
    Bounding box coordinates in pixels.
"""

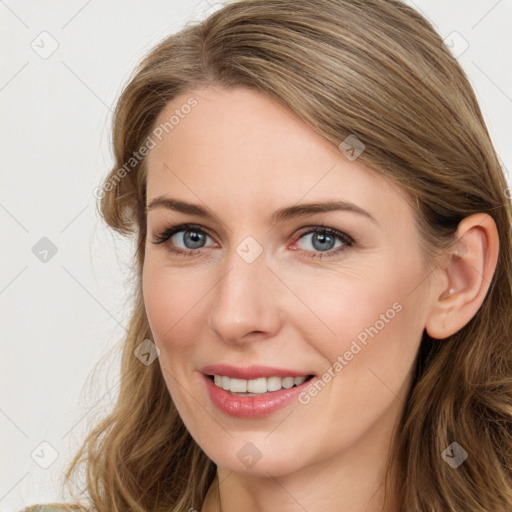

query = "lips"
[201,363,313,380]
[200,364,316,418]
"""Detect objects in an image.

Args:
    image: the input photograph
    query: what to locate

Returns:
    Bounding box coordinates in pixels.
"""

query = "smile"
[211,374,312,395]
[200,364,317,418]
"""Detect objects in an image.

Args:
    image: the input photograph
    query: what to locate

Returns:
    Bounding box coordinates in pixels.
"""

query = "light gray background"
[1,1,511,510]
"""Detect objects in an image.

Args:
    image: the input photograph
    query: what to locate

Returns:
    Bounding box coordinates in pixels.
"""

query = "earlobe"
[425,213,499,340]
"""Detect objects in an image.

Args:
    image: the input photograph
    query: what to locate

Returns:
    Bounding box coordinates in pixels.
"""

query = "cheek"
[292,258,426,386]
[293,273,425,447]
[142,264,211,351]
[291,269,410,348]
[142,265,207,415]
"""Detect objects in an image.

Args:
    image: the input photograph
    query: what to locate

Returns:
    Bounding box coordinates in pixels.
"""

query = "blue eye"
[151,223,354,259]
[295,226,353,258]
[151,224,214,254]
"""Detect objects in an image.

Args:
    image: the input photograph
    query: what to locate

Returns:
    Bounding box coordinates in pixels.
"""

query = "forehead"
[145,86,413,228]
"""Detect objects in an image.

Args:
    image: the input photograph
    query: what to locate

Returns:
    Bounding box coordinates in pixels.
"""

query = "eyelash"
[150,223,354,260]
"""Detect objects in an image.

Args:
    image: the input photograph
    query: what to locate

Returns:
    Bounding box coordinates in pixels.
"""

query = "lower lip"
[202,373,314,418]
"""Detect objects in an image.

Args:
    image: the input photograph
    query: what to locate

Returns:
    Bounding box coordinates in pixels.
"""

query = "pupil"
[185,231,205,248]
[313,233,334,251]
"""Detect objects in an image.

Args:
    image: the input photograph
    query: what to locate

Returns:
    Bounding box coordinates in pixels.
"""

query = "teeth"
[247,377,267,393]
[211,375,309,394]
[230,378,248,393]
[282,376,295,389]
[267,376,282,392]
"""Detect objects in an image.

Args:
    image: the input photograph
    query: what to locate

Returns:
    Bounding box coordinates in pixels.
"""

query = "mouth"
[206,374,315,396]
[200,365,318,418]
[200,363,318,417]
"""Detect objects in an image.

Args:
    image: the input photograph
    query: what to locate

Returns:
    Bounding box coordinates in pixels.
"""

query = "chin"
[200,433,314,477]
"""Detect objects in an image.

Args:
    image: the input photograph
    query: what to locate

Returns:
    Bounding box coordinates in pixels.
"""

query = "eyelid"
[295,225,353,243]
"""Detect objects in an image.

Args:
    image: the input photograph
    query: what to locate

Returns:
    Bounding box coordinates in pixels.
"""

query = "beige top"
[21,506,87,512]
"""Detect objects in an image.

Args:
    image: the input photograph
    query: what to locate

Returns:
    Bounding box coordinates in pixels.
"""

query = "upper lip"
[201,364,314,380]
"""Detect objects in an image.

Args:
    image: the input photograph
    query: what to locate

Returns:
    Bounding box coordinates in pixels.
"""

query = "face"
[142,85,436,477]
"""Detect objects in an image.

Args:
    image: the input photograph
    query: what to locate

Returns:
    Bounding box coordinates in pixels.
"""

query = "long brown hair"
[50,0,512,510]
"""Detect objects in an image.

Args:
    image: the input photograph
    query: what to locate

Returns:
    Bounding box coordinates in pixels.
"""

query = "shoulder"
[20,504,89,512]
[20,508,62,512]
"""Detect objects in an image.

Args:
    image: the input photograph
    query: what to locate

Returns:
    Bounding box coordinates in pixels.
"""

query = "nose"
[207,244,284,345]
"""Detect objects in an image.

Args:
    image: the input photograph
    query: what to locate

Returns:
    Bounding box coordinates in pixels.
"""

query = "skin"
[141,85,499,512]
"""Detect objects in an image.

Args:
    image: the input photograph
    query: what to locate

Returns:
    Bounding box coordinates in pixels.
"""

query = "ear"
[425,213,499,339]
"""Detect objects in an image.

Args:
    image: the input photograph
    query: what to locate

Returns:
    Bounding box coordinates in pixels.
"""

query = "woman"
[22,0,512,510]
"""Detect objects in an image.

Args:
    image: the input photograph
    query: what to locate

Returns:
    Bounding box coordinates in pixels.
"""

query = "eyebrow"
[146,196,377,225]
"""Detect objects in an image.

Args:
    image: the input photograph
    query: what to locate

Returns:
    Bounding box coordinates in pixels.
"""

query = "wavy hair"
[41,0,512,510]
